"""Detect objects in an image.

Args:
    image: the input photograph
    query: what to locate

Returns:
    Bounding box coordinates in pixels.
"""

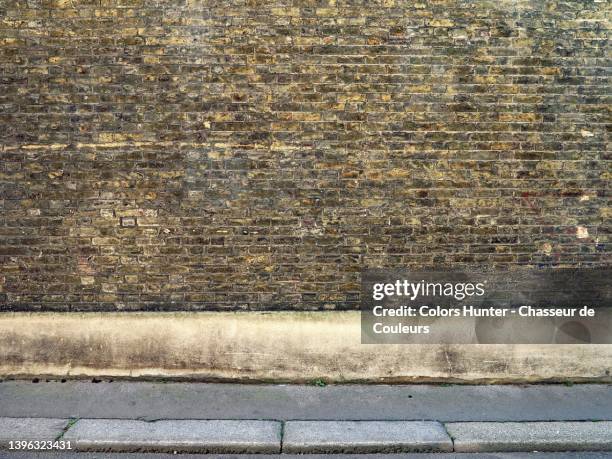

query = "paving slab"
[447,421,612,453]
[62,419,281,453]
[282,420,453,453]
[0,417,68,447]
[1,381,611,422]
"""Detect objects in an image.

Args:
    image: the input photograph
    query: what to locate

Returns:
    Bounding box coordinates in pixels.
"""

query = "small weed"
[56,418,79,441]
[311,378,327,387]
[65,418,78,429]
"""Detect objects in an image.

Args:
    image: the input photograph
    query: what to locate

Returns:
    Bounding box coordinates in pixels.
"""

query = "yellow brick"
[272,7,300,16]
[427,19,454,27]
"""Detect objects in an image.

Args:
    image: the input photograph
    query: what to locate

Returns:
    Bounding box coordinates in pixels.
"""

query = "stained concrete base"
[1,312,611,383]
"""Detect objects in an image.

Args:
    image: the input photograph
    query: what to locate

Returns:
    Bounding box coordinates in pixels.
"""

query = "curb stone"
[2,417,612,454]
[62,419,282,453]
[0,417,68,446]
[446,421,612,453]
[282,421,453,453]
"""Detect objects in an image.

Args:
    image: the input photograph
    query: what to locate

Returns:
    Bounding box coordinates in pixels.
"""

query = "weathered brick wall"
[1,0,609,311]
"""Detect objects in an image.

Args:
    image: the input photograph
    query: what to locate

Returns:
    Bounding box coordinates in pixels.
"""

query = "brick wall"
[0,0,609,311]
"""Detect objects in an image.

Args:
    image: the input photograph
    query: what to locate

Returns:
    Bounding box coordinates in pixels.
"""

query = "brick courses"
[0,0,609,311]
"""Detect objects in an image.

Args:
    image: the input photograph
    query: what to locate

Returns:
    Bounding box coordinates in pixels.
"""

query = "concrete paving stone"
[0,417,68,447]
[282,420,453,453]
[62,419,281,453]
[447,421,612,453]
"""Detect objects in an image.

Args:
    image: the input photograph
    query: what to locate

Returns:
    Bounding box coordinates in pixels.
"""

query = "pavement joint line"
[55,417,80,441]
[439,421,455,452]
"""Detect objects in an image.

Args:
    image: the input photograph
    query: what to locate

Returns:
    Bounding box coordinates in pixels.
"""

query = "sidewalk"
[0,381,611,457]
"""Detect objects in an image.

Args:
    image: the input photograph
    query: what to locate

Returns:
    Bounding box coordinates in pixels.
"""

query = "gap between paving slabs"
[57,418,79,441]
